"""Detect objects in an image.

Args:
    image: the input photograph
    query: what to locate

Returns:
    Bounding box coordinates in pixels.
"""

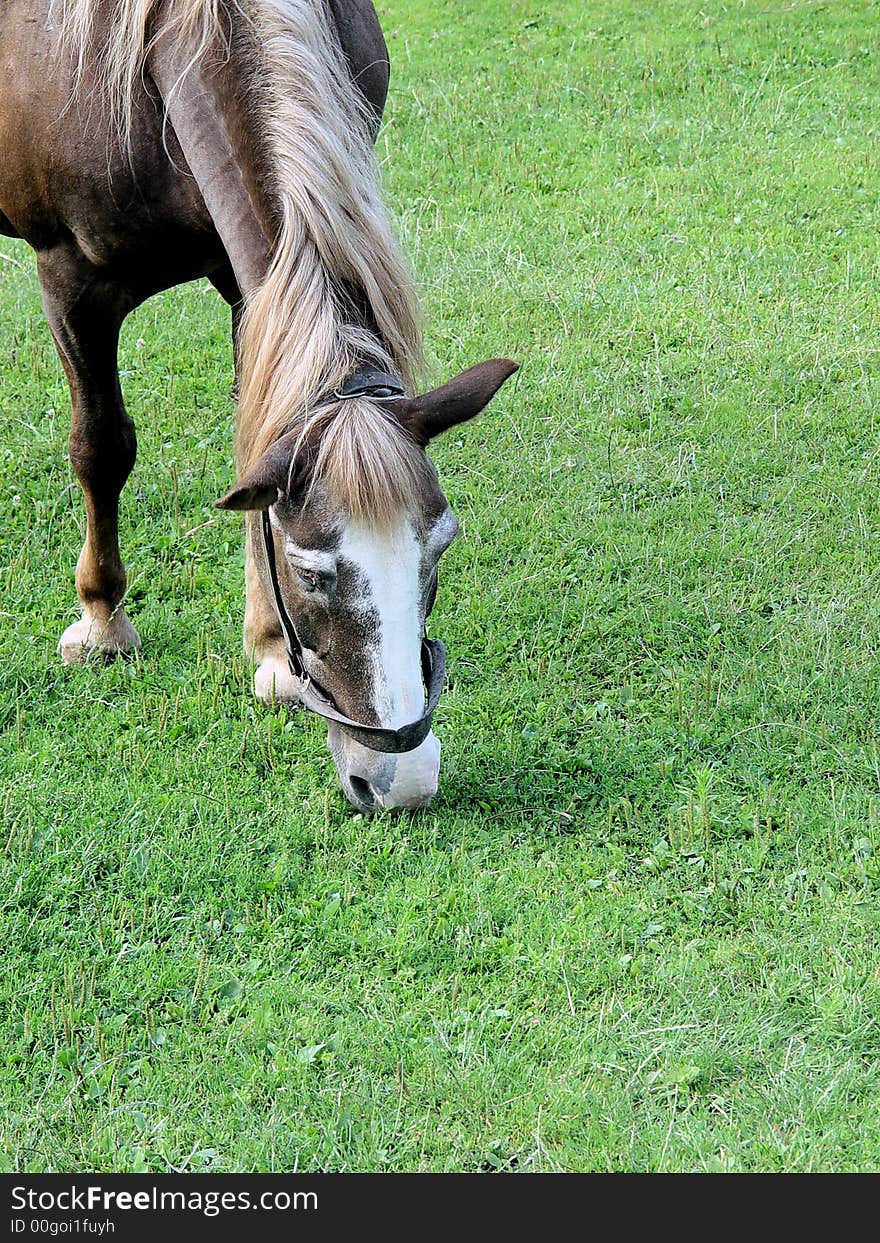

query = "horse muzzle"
[329,725,441,812]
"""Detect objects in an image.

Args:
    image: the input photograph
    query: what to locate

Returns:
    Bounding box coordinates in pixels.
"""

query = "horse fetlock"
[58,605,141,665]
[253,651,298,705]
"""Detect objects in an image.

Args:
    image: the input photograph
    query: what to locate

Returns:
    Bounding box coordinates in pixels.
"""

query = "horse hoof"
[59,609,141,665]
[254,655,298,705]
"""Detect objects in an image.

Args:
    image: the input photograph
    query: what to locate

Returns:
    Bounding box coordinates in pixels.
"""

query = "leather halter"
[332,366,409,402]
[258,368,446,755]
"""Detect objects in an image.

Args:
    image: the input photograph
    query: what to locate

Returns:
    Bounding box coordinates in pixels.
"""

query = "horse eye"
[296,569,319,593]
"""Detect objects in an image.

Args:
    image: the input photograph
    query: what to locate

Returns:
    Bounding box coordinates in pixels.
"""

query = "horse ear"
[396,359,518,446]
[214,432,298,511]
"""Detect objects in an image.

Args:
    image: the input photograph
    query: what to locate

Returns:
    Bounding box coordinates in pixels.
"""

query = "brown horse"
[0,0,516,810]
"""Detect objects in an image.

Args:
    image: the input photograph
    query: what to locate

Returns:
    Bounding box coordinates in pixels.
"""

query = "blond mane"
[55,0,428,524]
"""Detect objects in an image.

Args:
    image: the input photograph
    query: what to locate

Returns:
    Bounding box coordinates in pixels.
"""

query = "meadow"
[2,0,880,1171]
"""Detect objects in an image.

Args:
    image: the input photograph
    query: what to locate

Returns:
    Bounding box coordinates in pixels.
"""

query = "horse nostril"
[347,775,376,809]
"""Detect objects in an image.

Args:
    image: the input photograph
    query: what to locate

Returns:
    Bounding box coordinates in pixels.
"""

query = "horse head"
[217,359,517,812]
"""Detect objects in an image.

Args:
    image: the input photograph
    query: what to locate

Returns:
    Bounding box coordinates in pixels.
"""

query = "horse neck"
[148,15,275,298]
[141,1,422,466]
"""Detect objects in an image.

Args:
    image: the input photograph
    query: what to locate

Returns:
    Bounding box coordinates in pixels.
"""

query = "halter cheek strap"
[257,366,446,754]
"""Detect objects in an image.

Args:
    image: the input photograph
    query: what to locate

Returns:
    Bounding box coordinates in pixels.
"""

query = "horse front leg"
[39,248,141,663]
[211,267,299,706]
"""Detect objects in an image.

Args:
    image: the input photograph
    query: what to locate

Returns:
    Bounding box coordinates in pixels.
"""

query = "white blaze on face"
[291,508,456,811]
[336,513,445,810]
[340,516,425,728]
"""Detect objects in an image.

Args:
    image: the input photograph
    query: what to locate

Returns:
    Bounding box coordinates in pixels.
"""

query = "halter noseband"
[258,368,446,756]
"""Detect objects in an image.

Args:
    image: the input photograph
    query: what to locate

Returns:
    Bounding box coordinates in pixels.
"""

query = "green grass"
[3,0,880,1171]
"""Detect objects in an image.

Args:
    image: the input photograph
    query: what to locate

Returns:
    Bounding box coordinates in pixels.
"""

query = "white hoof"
[254,654,299,705]
[59,608,141,666]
